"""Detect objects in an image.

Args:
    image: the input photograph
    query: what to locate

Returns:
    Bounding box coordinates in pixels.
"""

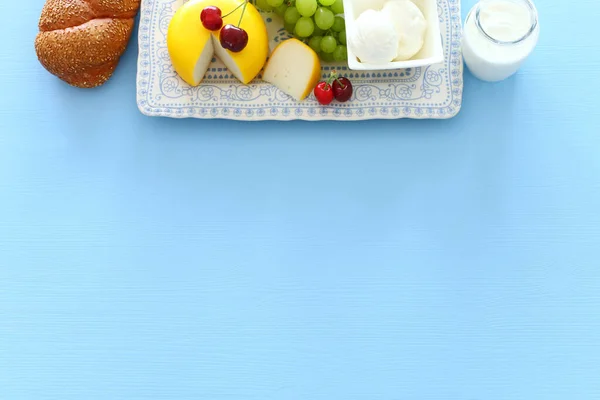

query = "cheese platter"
[135,0,464,121]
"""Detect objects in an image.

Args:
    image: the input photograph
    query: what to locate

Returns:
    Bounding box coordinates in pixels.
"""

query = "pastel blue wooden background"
[1,0,600,399]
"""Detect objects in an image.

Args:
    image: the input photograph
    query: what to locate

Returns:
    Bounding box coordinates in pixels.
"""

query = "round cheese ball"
[383,0,427,61]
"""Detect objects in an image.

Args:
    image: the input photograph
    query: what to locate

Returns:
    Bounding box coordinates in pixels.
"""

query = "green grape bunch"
[253,0,348,63]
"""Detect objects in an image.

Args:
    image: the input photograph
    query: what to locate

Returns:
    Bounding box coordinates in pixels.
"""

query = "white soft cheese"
[382,0,428,61]
[349,9,399,64]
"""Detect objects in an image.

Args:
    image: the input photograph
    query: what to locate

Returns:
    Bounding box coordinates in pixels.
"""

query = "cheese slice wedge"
[262,39,322,101]
[167,0,269,85]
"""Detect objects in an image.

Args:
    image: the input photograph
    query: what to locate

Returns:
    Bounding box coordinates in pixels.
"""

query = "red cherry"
[314,82,334,105]
[201,6,223,31]
[332,77,353,102]
[220,24,249,52]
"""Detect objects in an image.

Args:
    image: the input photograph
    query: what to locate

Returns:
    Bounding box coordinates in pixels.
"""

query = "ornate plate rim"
[136,0,464,121]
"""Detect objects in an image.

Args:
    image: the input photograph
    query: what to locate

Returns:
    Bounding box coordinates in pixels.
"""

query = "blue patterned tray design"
[136,0,463,120]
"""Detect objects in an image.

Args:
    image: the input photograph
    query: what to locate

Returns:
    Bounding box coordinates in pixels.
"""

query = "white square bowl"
[343,0,444,70]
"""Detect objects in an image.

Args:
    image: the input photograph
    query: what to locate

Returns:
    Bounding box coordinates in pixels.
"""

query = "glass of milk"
[462,0,539,82]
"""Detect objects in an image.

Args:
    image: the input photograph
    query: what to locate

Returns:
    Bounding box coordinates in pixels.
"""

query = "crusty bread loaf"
[35,0,141,88]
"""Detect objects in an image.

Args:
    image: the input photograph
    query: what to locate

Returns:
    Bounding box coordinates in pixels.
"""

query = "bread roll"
[35,0,141,88]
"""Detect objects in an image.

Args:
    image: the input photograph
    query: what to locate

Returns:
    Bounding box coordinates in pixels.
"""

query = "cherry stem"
[222,1,246,18]
[325,70,339,87]
[237,0,248,27]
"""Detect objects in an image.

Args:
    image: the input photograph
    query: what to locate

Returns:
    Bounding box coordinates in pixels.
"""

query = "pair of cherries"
[314,71,353,105]
[200,5,248,52]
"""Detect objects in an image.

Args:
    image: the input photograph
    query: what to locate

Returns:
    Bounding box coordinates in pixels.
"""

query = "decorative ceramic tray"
[136,0,463,121]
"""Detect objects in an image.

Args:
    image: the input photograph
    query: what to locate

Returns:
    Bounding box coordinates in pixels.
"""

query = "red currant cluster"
[313,71,353,105]
[200,3,249,52]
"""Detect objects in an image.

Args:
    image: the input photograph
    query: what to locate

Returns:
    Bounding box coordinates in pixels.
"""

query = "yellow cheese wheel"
[167,0,269,85]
